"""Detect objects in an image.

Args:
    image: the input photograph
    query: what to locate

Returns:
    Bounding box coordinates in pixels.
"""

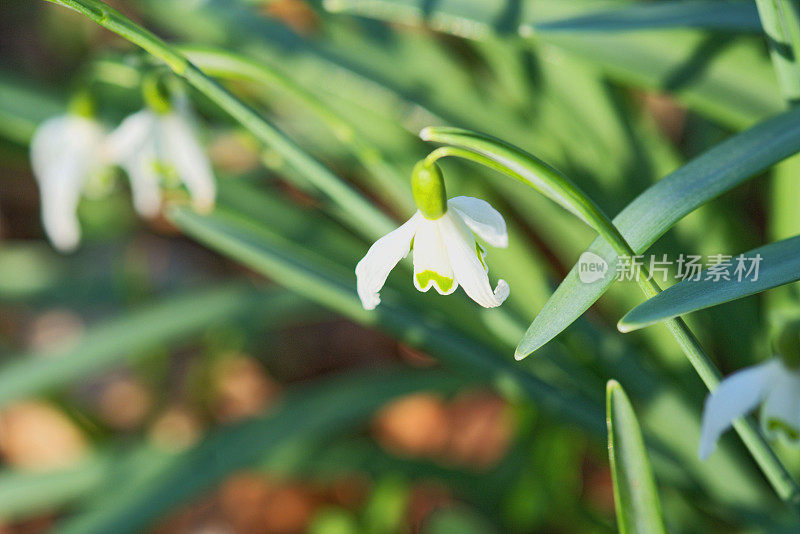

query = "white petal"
[163,111,216,213]
[438,212,509,308]
[356,213,421,310]
[108,111,163,217]
[412,218,456,295]
[106,110,155,164]
[698,360,779,460]
[761,364,800,444]
[30,115,106,252]
[448,196,508,248]
[37,158,85,252]
[125,144,163,218]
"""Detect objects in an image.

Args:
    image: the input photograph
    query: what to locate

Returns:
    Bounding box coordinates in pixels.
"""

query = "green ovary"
[767,418,800,441]
[416,270,454,293]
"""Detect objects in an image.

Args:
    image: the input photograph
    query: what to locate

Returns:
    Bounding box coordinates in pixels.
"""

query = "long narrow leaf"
[55,369,464,534]
[0,286,305,407]
[325,0,781,128]
[517,107,800,359]
[0,69,63,144]
[619,235,800,331]
[176,45,414,212]
[607,381,667,534]
[0,455,110,520]
[530,1,761,33]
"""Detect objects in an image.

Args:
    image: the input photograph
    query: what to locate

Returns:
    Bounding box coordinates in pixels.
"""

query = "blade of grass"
[619,235,800,331]
[175,45,414,212]
[756,1,800,310]
[755,0,800,103]
[324,0,782,128]
[517,107,800,358]
[0,286,305,408]
[0,68,63,144]
[531,1,760,33]
[0,455,110,521]
[54,369,465,534]
[606,380,667,534]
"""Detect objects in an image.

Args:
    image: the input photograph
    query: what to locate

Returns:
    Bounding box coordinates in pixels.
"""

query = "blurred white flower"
[107,97,215,218]
[356,196,509,310]
[699,358,800,459]
[30,114,109,252]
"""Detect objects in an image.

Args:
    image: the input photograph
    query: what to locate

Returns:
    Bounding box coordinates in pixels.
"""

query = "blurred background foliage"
[0,0,799,532]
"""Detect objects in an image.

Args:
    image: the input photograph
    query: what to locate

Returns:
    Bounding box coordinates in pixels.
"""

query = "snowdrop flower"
[107,85,215,218]
[699,325,800,459]
[30,97,109,252]
[356,161,509,310]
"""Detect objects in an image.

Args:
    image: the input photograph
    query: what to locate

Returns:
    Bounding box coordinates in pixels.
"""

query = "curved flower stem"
[41,0,396,240]
[425,145,800,507]
[424,146,636,259]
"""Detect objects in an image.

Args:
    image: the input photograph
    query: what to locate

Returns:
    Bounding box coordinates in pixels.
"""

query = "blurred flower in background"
[108,95,216,219]
[30,110,109,252]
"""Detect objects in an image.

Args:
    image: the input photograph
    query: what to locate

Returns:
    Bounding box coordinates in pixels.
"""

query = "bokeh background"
[1,1,798,533]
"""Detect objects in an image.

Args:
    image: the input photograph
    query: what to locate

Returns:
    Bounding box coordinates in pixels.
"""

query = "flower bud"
[411,160,447,219]
[772,319,800,369]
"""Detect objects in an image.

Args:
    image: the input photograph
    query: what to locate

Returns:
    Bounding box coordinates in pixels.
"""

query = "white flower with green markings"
[356,161,509,310]
[108,92,215,219]
[30,102,110,252]
[700,357,800,459]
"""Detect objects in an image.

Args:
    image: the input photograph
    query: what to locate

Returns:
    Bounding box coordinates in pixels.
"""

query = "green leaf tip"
[606,380,666,534]
[616,316,648,334]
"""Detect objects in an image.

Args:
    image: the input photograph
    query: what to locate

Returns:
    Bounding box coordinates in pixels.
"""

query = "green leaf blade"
[516,107,800,359]
[324,0,782,128]
[0,285,299,408]
[55,369,464,534]
[607,380,666,534]
[528,1,761,33]
[619,235,800,331]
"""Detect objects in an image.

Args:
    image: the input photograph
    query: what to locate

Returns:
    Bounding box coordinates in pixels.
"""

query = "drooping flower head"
[29,93,109,252]
[356,160,509,310]
[699,320,800,459]
[107,76,216,218]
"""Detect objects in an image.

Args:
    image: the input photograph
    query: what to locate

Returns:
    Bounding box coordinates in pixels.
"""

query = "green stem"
[43,0,395,240]
[426,145,800,507]
[756,1,800,304]
[424,145,636,259]
[755,0,800,104]
[755,4,800,500]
